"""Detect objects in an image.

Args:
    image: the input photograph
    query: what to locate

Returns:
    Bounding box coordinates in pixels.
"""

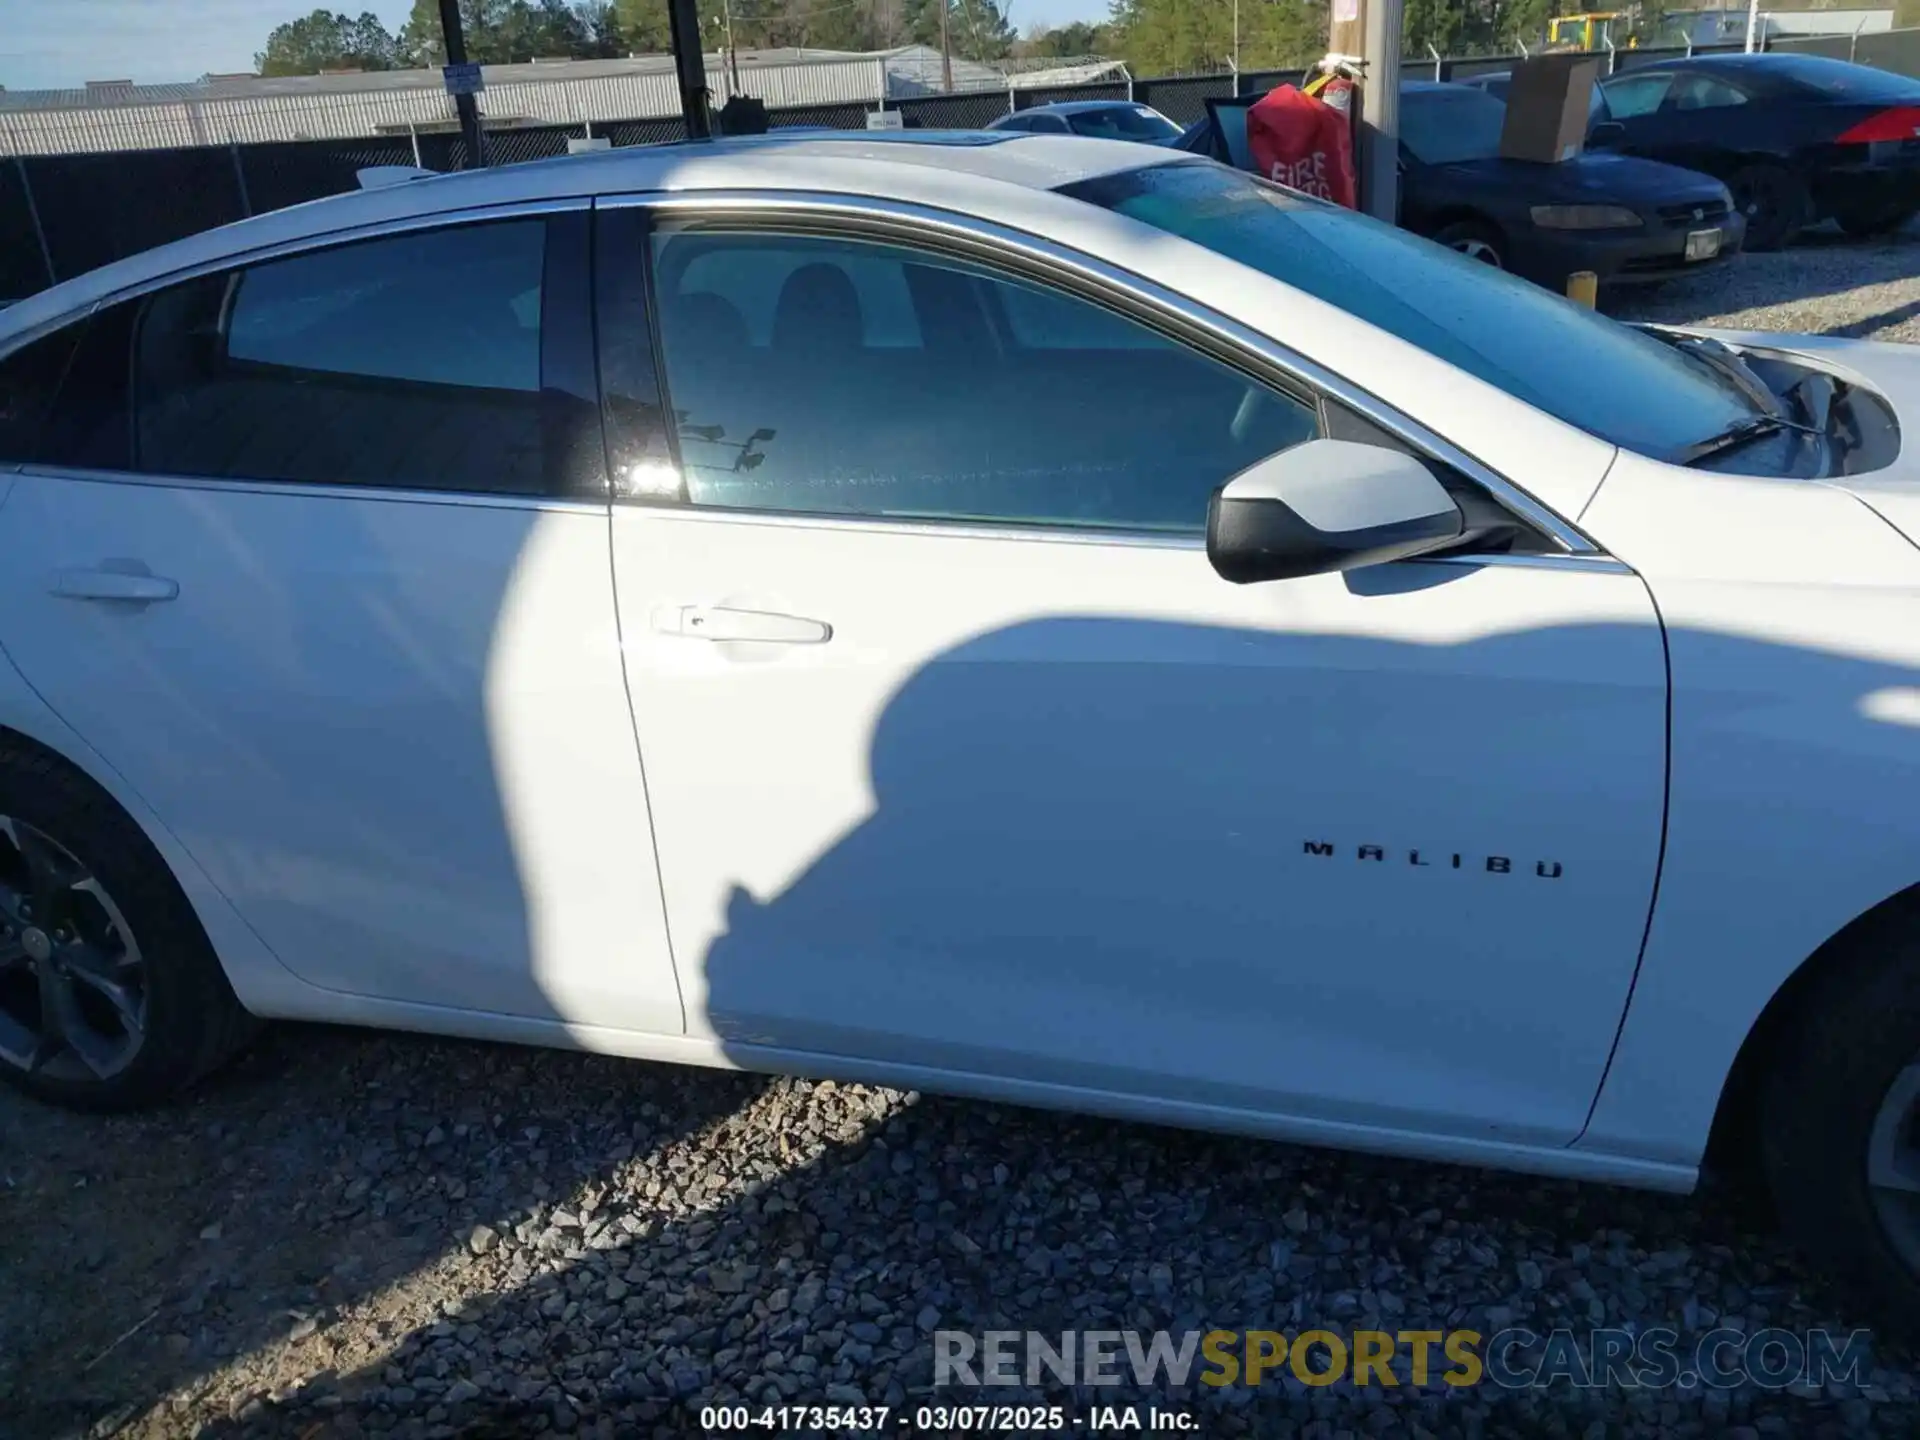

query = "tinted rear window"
[133,219,552,494]
[1066,106,1183,142]
[0,324,81,463]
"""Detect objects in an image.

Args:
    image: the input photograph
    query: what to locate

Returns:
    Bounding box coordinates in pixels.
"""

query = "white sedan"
[1,132,1917,1324]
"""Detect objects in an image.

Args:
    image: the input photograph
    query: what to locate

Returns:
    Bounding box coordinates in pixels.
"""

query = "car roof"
[1013,99,1156,116]
[1622,52,1792,74]
[0,131,1164,337]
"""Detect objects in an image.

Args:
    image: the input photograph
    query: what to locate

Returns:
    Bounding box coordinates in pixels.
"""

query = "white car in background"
[2,132,1920,1326]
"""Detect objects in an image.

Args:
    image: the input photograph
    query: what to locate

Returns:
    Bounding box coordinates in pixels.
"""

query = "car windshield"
[1400,88,1508,165]
[1066,105,1184,142]
[1058,161,1763,460]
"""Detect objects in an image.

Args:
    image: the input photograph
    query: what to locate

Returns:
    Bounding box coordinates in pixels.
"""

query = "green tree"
[255,9,402,74]
[574,0,630,53]
[1020,19,1113,56]
[398,0,621,65]
[1109,0,1323,75]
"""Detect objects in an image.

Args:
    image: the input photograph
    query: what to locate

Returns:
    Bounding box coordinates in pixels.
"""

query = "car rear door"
[0,208,684,1034]
[596,197,1669,1147]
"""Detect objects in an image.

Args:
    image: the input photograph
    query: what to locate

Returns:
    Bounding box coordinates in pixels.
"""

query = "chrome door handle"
[51,568,180,604]
[651,605,831,644]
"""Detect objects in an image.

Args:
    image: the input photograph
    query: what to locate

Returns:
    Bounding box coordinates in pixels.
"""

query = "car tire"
[1728,164,1809,251]
[1759,903,1920,1333]
[0,738,259,1111]
[1431,220,1507,269]
[1834,202,1918,240]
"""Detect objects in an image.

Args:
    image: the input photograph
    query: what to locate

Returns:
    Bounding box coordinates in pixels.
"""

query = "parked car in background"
[1460,68,1611,126]
[1178,83,1743,290]
[1590,54,1920,248]
[987,99,1184,144]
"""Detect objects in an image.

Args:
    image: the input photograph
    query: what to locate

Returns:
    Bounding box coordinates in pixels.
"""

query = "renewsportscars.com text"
[934,1327,1873,1391]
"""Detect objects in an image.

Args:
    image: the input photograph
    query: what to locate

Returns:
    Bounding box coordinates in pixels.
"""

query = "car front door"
[1648,72,1755,177]
[0,210,683,1034]
[599,201,1668,1147]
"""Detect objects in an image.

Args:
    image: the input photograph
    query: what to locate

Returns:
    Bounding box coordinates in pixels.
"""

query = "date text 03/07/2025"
[699,1403,1199,1431]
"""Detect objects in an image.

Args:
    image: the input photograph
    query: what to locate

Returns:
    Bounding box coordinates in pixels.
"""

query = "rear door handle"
[651,605,831,644]
[51,567,180,604]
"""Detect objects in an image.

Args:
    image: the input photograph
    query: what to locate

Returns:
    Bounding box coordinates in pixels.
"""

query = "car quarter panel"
[1577,453,1920,1168]
[0,522,316,1021]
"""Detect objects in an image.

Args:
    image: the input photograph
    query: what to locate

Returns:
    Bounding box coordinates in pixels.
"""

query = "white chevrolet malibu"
[1,132,1917,1322]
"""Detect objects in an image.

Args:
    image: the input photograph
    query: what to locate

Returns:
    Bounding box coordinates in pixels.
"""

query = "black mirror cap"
[1206,490,1465,585]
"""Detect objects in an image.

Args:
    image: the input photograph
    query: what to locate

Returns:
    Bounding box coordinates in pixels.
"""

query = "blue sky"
[2,0,1111,91]
[4,1,415,89]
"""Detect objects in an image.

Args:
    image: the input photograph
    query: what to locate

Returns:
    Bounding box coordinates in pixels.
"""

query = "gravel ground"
[1609,219,1920,341]
[6,230,1920,1440]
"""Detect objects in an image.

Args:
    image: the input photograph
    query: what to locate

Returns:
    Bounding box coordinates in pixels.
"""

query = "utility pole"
[1744,0,1762,53]
[1328,0,1403,222]
[1359,0,1404,222]
[1233,0,1240,76]
[721,0,742,96]
[940,0,954,92]
[437,0,485,168]
[667,0,713,137]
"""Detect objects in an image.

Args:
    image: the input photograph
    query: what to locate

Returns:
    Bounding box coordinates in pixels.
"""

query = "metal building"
[0,46,1065,156]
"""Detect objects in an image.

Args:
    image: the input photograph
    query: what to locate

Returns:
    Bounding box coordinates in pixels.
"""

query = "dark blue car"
[1178,81,1746,291]
[1473,55,1920,248]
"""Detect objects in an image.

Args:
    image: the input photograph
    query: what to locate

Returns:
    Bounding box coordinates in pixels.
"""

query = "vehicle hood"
[1427,152,1728,205]
[1694,328,1920,545]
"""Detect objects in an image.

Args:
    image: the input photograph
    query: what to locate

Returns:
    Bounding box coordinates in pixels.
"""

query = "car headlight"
[1529,204,1643,230]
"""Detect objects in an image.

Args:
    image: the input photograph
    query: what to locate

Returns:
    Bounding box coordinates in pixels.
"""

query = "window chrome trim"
[624,501,1209,551]
[5,198,592,346]
[1425,550,1633,575]
[15,464,610,516]
[602,188,1604,557]
[627,496,1638,574]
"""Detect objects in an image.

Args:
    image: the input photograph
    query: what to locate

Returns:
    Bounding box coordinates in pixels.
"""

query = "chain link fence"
[4,36,1916,301]
[0,159,52,298]
[894,90,1018,128]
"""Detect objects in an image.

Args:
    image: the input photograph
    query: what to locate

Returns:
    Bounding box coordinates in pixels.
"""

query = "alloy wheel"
[0,815,147,1081]
[1868,1061,1920,1277]
[1450,238,1503,267]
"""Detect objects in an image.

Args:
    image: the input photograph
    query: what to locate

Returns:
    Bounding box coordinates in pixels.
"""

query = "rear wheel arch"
[0,722,261,1108]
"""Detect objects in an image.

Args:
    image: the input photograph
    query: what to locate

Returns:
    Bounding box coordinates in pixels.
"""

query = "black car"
[1595,54,1920,247]
[1178,82,1744,290]
[987,100,1185,144]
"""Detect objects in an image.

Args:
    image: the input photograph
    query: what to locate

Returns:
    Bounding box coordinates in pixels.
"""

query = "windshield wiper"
[1671,335,1786,417]
[1674,412,1823,467]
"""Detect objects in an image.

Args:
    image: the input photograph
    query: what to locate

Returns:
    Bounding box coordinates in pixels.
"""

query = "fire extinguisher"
[1307,70,1357,121]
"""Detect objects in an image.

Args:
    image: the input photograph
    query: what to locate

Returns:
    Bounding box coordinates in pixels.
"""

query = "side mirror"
[1205,439,1465,585]
[1589,120,1627,149]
